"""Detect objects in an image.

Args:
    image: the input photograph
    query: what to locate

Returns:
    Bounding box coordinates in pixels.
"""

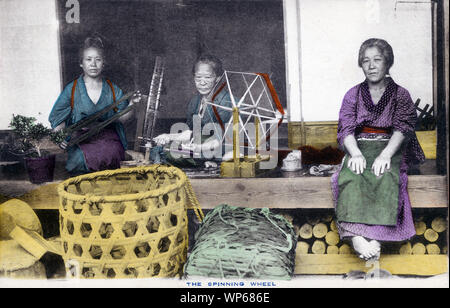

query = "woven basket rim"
[57,165,187,202]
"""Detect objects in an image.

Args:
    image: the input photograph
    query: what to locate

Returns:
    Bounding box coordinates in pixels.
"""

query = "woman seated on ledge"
[152,54,232,166]
[331,38,425,261]
[49,36,141,176]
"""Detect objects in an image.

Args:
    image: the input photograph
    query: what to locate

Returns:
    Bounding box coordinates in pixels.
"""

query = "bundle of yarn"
[184,204,297,280]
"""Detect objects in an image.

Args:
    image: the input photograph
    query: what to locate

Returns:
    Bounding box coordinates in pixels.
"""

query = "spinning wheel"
[207,71,285,150]
[205,71,285,177]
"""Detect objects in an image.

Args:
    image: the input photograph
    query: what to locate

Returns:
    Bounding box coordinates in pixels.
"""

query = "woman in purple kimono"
[49,36,141,176]
[331,38,425,261]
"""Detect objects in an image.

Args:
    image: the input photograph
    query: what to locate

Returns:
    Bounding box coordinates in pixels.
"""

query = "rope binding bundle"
[184,204,297,280]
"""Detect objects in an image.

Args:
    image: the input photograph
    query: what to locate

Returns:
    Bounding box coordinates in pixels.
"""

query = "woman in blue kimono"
[49,36,141,176]
[153,54,232,163]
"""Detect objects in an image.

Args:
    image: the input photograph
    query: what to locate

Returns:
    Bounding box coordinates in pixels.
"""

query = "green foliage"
[8,114,60,157]
[50,129,66,145]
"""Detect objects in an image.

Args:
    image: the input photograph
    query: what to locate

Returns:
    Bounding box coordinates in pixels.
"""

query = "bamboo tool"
[64,91,138,148]
[137,56,165,159]
[1,211,62,259]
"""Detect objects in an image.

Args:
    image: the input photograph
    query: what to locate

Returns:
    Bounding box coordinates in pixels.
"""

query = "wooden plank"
[0,174,446,210]
[190,175,447,209]
[417,130,437,159]
[288,121,338,149]
[294,254,448,276]
[288,121,437,160]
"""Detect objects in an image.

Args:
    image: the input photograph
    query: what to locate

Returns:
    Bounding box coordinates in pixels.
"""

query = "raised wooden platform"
[3,174,446,210]
[0,175,447,277]
[295,254,448,276]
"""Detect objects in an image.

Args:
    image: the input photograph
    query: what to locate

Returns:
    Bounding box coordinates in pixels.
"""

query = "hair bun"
[79,35,106,63]
[84,35,104,49]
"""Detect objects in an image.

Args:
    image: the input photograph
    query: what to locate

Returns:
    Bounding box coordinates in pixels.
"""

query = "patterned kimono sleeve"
[48,81,74,129]
[392,87,417,138]
[337,87,359,147]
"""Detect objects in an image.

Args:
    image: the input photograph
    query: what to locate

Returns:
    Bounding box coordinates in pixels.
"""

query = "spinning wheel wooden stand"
[206,71,285,177]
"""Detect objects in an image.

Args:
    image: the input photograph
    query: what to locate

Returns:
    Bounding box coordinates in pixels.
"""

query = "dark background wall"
[57,0,286,125]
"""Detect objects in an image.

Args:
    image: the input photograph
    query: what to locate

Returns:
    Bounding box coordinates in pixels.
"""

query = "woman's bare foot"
[351,236,371,260]
[368,240,381,261]
[351,236,381,260]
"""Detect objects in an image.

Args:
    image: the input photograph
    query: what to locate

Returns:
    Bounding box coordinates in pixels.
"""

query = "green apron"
[336,139,402,226]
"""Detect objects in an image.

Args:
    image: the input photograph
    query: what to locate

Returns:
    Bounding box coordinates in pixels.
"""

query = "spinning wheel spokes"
[208,71,285,150]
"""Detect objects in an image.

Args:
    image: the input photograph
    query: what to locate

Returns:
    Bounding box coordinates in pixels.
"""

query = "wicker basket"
[57,165,197,279]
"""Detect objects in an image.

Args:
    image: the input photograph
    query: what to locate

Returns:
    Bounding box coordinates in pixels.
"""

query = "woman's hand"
[347,154,366,175]
[173,130,192,143]
[53,122,66,132]
[372,154,391,177]
[153,133,172,145]
[129,91,142,106]
[200,138,220,152]
[59,140,68,150]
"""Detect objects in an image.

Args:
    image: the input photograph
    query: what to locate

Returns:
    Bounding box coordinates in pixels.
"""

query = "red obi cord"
[359,126,392,134]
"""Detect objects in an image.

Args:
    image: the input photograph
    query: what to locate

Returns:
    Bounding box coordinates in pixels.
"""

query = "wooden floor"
[0,173,446,210]
[0,161,447,277]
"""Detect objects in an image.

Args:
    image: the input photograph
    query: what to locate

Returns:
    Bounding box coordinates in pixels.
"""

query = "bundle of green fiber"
[184,204,297,280]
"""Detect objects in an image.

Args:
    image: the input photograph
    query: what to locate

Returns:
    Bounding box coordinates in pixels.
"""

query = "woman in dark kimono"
[331,38,425,261]
[153,54,232,163]
[49,36,141,176]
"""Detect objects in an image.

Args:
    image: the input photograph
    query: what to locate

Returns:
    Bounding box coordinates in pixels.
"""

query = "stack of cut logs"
[399,216,447,255]
[280,212,447,255]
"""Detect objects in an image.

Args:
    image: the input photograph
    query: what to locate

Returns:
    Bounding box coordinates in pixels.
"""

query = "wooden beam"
[189,175,447,209]
[294,254,448,276]
[2,174,446,210]
[288,121,437,160]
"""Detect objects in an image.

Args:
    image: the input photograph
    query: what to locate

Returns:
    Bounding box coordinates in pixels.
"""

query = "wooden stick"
[412,243,426,255]
[424,229,439,242]
[326,245,339,254]
[431,217,447,233]
[321,214,333,223]
[339,243,352,255]
[306,216,321,226]
[325,231,340,246]
[312,223,328,239]
[311,240,326,254]
[399,242,412,255]
[330,220,338,232]
[414,221,427,236]
[298,223,313,240]
[426,244,441,255]
[296,241,310,254]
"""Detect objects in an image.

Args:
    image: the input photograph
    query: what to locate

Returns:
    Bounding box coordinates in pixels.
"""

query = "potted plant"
[8,114,65,184]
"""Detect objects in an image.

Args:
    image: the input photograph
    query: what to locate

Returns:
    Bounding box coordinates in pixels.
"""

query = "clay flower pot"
[24,155,56,184]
